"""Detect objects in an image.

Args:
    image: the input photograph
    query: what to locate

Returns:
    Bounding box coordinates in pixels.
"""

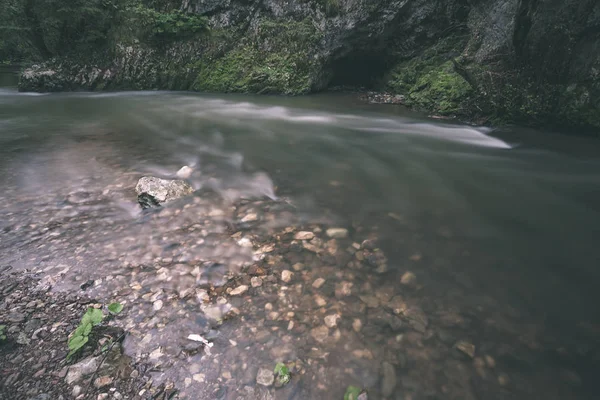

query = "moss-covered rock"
[385,37,473,116]
[388,61,473,115]
[192,19,323,95]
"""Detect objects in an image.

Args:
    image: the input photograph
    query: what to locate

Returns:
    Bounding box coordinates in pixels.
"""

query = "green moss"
[407,61,472,114]
[191,18,323,95]
[385,36,473,115]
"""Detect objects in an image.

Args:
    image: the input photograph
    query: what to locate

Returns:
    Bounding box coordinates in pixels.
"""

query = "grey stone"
[66,356,100,384]
[401,307,428,333]
[256,368,275,387]
[8,312,26,323]
[135,176,193,206]
[230,285,248,296]
[326,228,348,239]
[311,325,329,343]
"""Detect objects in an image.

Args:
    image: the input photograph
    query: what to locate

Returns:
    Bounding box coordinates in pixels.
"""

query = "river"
[1,68,599,399]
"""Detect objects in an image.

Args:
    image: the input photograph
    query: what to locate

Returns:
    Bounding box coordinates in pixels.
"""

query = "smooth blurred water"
[1,73,599,399]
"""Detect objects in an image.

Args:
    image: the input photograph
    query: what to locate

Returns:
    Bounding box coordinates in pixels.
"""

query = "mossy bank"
[5,0,600,133]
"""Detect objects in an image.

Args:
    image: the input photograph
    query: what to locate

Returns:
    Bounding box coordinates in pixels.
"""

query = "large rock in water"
[135,176,194,208]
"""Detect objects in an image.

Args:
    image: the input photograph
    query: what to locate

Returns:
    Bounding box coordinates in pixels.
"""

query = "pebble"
[326,228,349,239]
[352,319,363,332]
[455,341,476,358]
[294,231,315,240]
[8,312,26,323]
[292,263,304,271]
[324,314,340,328]
[281,270,293,283]
[256,368,275,387]
[193,373,205,383]
[230,285,249,296]
[93,375,113,389]
[241,213,258,222]
[335,281,353,297]
[251,277,263,287]
[17,331,31,345]
[314,295,327,307]
[485,355,496,368]
[153,300,163,311]
[72,386,82,397]
[66,356,99,384]
[498,373,510,386]
[309,276,327,290]
[400,271,417,285]
[311,326,329,343]
[381,361,397,397]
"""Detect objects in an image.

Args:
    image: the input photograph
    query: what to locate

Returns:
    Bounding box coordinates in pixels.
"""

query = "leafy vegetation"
[67,307,103,359]
[274,362,291,386]
[0,0,208,62]
[67,302,123,359]
[344,385,363,400]
[107,302,124,314]
[125,4,208,44]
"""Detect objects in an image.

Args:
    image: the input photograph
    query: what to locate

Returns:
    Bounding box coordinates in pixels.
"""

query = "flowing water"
[1,69,600,399]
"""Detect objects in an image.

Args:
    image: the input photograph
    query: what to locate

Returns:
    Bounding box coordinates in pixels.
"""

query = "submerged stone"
[256,368,275,387]
[135,176,194,208]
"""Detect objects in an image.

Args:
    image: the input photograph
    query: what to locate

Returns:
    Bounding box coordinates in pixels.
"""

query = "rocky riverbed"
[1,91,599,399]
[2,173,596,400]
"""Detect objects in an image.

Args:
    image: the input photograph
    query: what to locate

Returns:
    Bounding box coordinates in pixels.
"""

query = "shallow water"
[1,78,600,399]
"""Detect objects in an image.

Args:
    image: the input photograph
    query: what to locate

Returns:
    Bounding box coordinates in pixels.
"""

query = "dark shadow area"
[327,51,391,88]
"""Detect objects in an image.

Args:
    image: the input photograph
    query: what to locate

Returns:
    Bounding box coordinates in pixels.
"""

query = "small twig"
[84,332,126,398]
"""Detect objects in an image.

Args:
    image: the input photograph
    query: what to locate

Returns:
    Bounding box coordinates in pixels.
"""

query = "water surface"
[1,77,599,399]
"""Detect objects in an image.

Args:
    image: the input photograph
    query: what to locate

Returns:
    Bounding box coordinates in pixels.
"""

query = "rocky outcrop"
[17,0,600,132]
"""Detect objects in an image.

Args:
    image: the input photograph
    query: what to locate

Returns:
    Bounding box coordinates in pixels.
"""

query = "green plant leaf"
[107,302,123,314]
[344,386,362,400]
[82,307,104,325]
[274,362,291,386]
[73,322,92,337]
[274,362,288,375]
[68,334,88,351]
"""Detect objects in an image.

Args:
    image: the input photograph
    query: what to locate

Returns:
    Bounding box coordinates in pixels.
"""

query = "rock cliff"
[15,0,600,131]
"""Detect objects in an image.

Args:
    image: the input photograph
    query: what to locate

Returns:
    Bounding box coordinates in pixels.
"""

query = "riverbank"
[3,0,597,134]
